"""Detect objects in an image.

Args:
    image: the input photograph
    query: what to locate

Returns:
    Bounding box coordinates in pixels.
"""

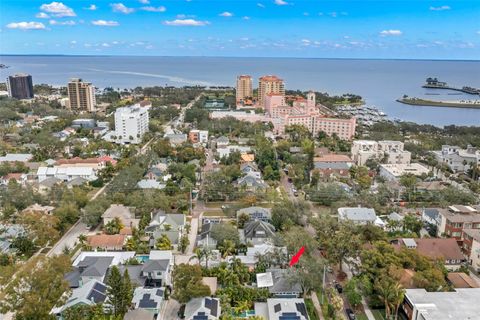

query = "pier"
[422,77,480,95]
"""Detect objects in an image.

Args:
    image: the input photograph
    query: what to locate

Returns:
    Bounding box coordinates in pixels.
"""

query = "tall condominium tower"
[6,73,34,99]
[258,75,285,106]
[67,78,96,112]
[236,75,253,103]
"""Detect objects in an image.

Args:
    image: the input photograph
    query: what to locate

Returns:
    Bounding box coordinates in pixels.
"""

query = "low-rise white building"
[402,288,480,320]
[37,166,97,182]
[433,145,480,173]
[379,163,430,181]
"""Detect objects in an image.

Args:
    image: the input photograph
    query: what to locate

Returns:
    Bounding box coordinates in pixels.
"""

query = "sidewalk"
[310,291,325,320]
[342,261,375,320]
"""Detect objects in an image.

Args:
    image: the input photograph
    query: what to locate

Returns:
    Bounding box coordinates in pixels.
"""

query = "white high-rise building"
[113,105,149,144]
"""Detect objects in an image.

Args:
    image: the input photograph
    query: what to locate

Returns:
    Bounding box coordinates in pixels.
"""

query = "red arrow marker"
[289,246,305,267]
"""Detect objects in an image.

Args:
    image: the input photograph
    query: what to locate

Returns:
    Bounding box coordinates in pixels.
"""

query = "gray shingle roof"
[244,220,275,239]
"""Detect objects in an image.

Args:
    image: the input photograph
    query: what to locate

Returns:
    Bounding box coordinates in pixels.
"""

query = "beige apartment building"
[351,140,411,165]
[258,75,285,106]
[67,78,96,112]
[236,75,253,103]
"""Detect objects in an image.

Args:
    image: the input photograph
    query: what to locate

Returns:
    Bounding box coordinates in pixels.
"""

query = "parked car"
[346,308,356,320]
[335,283,343,293]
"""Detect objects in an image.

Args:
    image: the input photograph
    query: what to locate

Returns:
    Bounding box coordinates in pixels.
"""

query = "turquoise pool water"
[136,255,149,263]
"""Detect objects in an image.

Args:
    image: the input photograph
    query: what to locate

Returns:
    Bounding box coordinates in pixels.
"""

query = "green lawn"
[371,309,387,320]
[356,314,369,320]
[304,298,320,320]
[203,211,226,217]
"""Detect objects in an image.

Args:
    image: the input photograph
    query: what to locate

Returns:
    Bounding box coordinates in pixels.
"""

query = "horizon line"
[1,54,479,62]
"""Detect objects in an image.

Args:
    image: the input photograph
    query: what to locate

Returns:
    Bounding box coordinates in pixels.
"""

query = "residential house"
[37,166,97,182]
[237,173,268,191]
[402,288,480,320]
[437,205,480,239]
[257,269,302,298]
[461,228,480,272]
[117,250,174,288]
[55,156,117,170]
[433,145,480,173]
[311,161,351,181]
[446,272,480,288]
[243,220,276,245]
[86,234,127,251]
[0,173,28,186]
[232,243,286,269]
[102,204,140,229]
[67,251,136,288]
[240,162,261,178]
[189,129,209,144]
[37,177,63,194]
[217,145,252,159]
[184,297,221,320]
[254,298,309,320]
[237,206,271,223]
[396,238,466,270]
[216,136,230,148]
[338,207,380,226]
[131,287,164,316]
[52,280,108,317]
[22,203,55,215]
[0,224,26,254]
[197,223,217,248]
[145,211,186,248]
[137,179,166,190]
[165,133,187,146]
[421,208,442,227]
[0,153,33,163]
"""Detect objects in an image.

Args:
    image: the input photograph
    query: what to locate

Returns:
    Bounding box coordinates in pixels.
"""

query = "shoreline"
[397,97,480,109]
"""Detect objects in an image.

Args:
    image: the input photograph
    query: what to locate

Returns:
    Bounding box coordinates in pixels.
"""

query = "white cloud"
[139,0,150,4]
[111,3,135,14]
[430,5,451,11]
[141,6,166,12]
[477,31,480,35]
[85,4,97,11]
[257,3,265,8]
[36,12,50,19]
[49,19,76,25]
[274,0,288,5]
[40,2,76,17]
[70,40,77,44]
[6,21,46,30]
[91,20,119,26]
[329,12,337,17]
[380,29,402,36]
[163,19,210,26]
[303,12,309,16]
[219,12,233,17]
[101,43,110,47]
[242,16,250,20]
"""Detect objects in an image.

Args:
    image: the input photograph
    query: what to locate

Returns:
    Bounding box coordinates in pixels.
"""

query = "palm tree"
[219,239,236,259]
[390,283,405,320]
[375,278,404,320]
[189,248,205,266]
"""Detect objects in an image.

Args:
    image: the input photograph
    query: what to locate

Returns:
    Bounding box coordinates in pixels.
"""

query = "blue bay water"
[1,55,479,127]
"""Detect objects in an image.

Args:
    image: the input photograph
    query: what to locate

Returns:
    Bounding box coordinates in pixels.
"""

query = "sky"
[0,0,479,59]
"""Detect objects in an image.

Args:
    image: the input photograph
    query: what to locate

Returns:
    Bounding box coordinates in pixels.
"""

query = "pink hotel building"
[264,92,356,140]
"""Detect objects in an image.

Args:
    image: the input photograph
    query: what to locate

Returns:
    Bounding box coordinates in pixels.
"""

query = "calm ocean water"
[1,55,479,127]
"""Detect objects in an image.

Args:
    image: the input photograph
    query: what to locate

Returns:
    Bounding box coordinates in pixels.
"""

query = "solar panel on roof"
[93,282,107,293]
[138,294,158,308]
[296,303,308,319]
[274,303,281,313]
[204,298,218,316]
[87,290,106,303]
[279,313,301,320]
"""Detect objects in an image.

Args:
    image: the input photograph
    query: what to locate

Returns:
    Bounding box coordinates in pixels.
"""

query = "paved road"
[159,298,181,320]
